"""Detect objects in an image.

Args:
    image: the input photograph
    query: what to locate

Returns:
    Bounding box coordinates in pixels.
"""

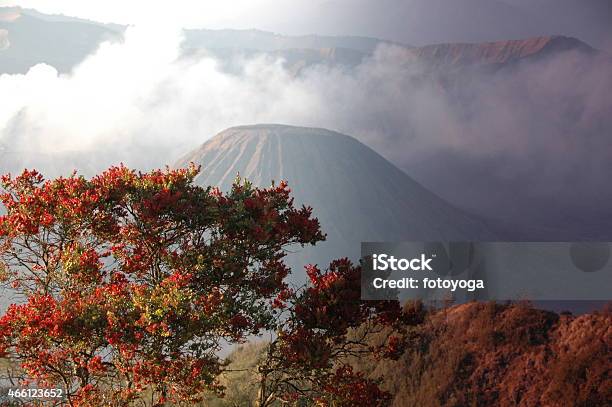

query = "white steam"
[0,25,326,170]
[0,24,611,234]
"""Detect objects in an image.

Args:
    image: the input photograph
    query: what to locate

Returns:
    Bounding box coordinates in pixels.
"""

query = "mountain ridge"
[183,28,394,54]
[1,7,603,74]
[406,35,597,68]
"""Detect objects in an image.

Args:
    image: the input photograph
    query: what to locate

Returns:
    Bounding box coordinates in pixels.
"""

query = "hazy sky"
[0,0,316,27]
[1,0,611,51]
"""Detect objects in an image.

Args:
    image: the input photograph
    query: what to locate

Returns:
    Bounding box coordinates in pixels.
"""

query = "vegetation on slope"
[212,302,610,407]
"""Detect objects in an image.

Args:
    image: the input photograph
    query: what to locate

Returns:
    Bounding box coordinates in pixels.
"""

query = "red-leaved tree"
[0,165,324,406]
[255,259,425,407]
[0,165,420,407]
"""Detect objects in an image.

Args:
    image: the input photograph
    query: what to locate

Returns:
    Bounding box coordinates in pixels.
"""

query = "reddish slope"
[407,35,596,68]
[354,302,611,406]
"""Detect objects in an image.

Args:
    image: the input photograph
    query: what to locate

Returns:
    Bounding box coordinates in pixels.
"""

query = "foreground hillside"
[213,303,610,406]
[355,302,611,407]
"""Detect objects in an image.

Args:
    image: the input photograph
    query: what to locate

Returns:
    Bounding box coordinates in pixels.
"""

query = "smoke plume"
[1,24,611,235]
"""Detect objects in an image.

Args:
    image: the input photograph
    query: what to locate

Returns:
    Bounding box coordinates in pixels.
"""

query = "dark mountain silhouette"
[0,7,121,74]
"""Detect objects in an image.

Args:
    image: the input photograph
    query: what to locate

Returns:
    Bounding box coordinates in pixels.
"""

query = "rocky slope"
[175,124,494,275]
[354,302,611,406]
[208,302,611,406]
[405,35,596,69]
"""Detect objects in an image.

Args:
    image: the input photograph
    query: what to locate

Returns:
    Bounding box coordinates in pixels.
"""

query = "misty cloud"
[0,28,8,50]
[0,26,321,172]
[0,24,611,236]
